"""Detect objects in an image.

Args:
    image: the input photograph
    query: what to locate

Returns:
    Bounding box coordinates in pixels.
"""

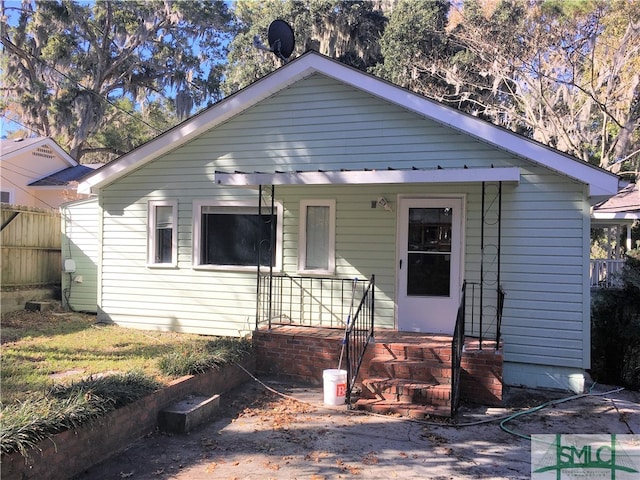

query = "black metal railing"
[344,275,375,406]
[464,281,504,351]
[451,281,505,416]
[451,281,466,416]
[256,273,370,330]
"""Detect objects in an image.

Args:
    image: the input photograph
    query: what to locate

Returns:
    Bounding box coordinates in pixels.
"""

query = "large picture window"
[298,199,335,274]
[148,200,177,267]
[193,201,283,270]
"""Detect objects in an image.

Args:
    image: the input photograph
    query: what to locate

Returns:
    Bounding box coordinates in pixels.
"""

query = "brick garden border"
[0,356,256,480]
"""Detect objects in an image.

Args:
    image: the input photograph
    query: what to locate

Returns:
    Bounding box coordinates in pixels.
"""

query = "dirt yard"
[3,305,639,479]
[72,377,640,480]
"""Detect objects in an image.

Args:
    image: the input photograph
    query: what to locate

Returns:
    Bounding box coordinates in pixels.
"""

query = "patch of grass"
[0,372,160,456]
[1,308,254,457]
[158,337,253,376]
[0,311,214,403]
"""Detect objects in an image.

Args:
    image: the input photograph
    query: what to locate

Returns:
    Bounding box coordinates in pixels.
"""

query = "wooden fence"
[1,205,61,287]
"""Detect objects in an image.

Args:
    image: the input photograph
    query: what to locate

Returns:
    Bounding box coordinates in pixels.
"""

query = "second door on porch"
[397,197,463,334]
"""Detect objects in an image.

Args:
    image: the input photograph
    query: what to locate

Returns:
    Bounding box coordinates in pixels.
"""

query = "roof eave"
[78,52,620,198]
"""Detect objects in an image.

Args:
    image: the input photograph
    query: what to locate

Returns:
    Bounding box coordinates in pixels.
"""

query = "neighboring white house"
[0,137,97,209]
[76,52,619,393]
[590,182,640,287]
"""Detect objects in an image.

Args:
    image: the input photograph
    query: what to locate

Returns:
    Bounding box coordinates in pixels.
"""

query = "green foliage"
[1,0,235,160]
[590,254,640,390]
[373,0,451,90]
[0,311,214,403]
[0,372,159,456]
[157,337,253,377]
[224,0,386,95]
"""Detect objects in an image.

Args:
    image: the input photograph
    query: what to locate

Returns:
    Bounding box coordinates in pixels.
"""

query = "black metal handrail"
[451,281,466,416]
[256,273,369,330]
[344,275,375,407]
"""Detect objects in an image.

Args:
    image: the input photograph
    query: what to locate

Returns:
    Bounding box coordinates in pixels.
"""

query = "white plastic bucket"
[323,369,347,406]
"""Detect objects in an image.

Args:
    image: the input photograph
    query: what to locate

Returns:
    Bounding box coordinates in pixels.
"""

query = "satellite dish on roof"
[253,20,295,63]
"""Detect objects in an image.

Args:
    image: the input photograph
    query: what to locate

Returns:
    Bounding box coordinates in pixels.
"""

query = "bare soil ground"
[73,377,639,480]
[3,306,639,479]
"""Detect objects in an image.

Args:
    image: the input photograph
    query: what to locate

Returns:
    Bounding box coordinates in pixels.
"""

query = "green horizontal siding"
[97,73,590,371]
[60,198,99,313]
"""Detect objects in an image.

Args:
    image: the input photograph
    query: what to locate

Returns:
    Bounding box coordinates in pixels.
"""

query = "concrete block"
[158,394,220,433]
[25,301,52,312]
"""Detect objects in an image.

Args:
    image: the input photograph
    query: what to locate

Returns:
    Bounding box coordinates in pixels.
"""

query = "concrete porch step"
[361,377,451,407]
[353,398,452,419]
[367,357,451,384]
[158,394,221,433]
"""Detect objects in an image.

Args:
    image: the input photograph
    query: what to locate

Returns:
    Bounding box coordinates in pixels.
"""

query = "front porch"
[253,325,503,418]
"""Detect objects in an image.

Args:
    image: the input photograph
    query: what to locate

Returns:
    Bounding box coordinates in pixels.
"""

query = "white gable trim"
[592,212,640,221]
[1,137,77,167]
[78,52,618,198]
[215,167,521,187]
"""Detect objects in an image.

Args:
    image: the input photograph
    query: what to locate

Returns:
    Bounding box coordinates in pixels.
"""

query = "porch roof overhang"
[214,166,521,187]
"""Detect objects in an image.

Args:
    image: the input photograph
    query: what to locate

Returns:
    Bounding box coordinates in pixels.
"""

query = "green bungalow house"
[71,52,618,408]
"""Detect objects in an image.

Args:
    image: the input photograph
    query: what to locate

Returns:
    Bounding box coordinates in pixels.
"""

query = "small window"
[298,199,335,274]
[193,201,283,270]
[1,190,13,204]
[148,200,177,266]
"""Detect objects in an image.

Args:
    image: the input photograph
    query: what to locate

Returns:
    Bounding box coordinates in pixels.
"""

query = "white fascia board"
[215,167,521,186]
[78,52,619,198]
[78,63,318,194]
[1,138,77,166]
[306,55,619,198]
[592,212,640,221]
[45,139,78,167]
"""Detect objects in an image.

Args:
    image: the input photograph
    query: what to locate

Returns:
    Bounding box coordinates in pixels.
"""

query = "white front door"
[397,197,464,334]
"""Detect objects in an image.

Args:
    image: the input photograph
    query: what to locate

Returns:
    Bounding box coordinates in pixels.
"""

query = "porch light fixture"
[376,197,392,212]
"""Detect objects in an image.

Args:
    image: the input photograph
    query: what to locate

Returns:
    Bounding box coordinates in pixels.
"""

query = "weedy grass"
[157,336,253,376]
[0,309,253,456]
[1,311,213,402]
[0,372,160,456]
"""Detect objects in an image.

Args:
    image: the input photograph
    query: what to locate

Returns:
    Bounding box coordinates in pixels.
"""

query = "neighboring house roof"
[592,183,640,221]
[1,137,77,167]
[78,51,619,199]
[29,164,99,187]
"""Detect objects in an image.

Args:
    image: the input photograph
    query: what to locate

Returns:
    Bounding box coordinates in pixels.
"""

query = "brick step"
[368,358,452,384]
[361,378,451,407]
[353,398,452,419]
[370,342,451,362]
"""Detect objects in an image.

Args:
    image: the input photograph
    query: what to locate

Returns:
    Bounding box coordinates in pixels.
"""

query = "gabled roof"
[0,137,77,167]
[592,183,640,221]
[29,164,98,187]
[78,51,619,198]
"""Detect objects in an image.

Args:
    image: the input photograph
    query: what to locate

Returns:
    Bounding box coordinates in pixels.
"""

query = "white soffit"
[215,167,521,186]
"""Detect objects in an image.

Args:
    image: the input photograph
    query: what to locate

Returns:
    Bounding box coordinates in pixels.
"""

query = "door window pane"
[406,207,453,296]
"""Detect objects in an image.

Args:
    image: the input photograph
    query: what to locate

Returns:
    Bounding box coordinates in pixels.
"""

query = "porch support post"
[269,185,275,326]
[480,182,485,349]
[626,224,632,251]
[256,185,263,331]
[496,181,503,350]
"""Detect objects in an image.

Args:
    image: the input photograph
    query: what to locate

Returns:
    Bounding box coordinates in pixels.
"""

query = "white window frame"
[1,189,15,204]
[147,200,178,268]
[192,200,283,272]
[298,199,336,274]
